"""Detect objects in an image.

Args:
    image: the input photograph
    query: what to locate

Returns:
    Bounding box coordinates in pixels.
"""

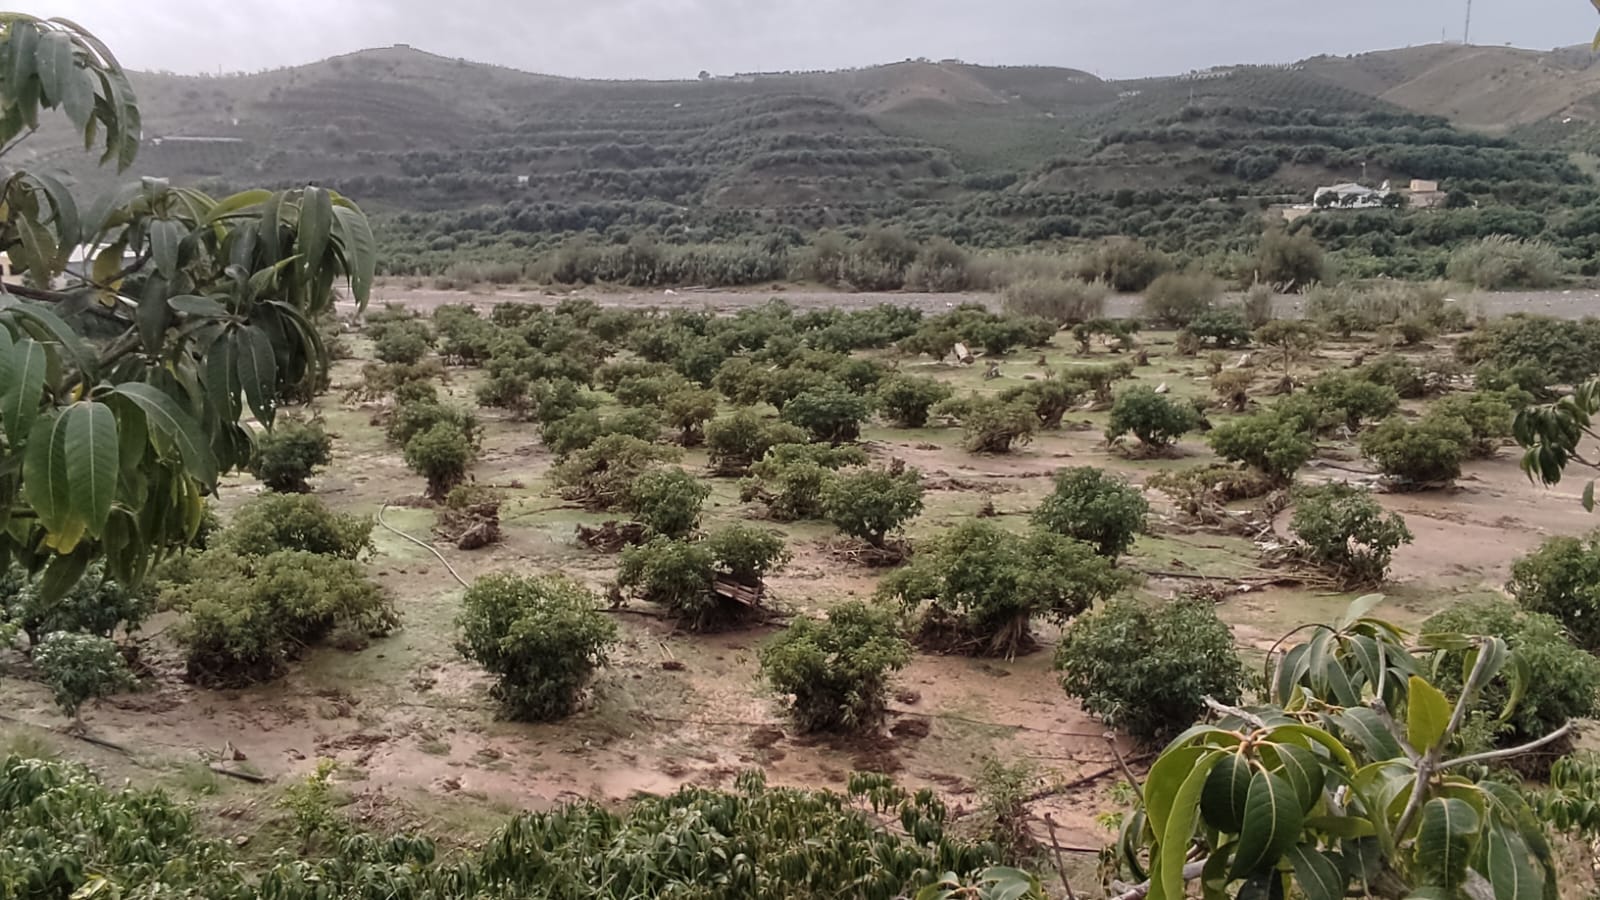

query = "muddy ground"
[3,296,1598,881]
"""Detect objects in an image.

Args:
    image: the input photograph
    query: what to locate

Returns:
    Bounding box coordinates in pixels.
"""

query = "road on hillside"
[364,283,1600,320]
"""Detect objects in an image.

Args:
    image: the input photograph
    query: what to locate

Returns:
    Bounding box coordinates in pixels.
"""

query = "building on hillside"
[1313,182,1393,209]
[1406,179,1448,209]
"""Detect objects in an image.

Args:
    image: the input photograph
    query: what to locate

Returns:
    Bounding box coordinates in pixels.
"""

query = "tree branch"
[1440,722,1575,771]
[1109,860,1207,900]
[1203,695,1267,730]
[1393,642,1496,841]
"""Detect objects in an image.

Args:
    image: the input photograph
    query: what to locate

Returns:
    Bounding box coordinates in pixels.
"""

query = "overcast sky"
[33,1,1599,81]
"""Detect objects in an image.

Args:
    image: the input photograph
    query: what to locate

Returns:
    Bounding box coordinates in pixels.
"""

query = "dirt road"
[366,282,1600,319]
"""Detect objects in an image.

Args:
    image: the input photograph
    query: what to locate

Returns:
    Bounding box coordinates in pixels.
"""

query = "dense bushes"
[949,395,1037,454]
[167,550,396,686]
[33,632,133,718]
[760,601,911,733]
[554,435,680,509]
[1254,229,1325,288]
[1508,532,1600,653]
[1446,235,1564,289]
[1457,314,1600,385]
[0,563,152,649]
[880,521,1125,656]
[1142,272,1220,326]
[1290,483,1413,586]
[740,443,866,520]
[1031,467,1148,558]
[1105,386,1199,448]
[1000,278,1107,325]
[780,383,872,443]
[456,574,618,721]
[1207,410,1316,483]
[1359,415,1470,486]
[1055,597,1243,745]
[251,418,334,493]
[1074,237,1170,292]
[706,411,808,475]
[1306,372,1400,429]
[1424,599,1600,747]
[876,375,953,428]
[1183,309,1251,349]
[821,466,925,548]
[218,494,374,559]
[617,526,789,628]
[403,422,475,499]
[624,467,711,538]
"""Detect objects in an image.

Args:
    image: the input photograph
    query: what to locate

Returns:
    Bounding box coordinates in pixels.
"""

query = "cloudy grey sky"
[33,1,1599,80]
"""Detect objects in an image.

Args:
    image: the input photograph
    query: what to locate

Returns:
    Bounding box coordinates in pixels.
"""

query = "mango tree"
[0,14,373,596]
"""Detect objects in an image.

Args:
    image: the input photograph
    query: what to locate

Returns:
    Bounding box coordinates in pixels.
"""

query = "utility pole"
[1463,0,1473,45]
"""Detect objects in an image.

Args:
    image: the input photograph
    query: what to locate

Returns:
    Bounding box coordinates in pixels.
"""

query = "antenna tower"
[1463,0,1473,44]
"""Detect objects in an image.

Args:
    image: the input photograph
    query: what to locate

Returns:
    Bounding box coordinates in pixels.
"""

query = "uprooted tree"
[0,15,375,599]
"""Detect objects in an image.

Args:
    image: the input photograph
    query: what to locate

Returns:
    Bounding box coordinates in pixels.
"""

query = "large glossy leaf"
[1267,743,1325,812]
[1337,594,1386,631]
[1153,750,1226,900]
[1144,745,1208,837]
[23,401,117,553]
[64,400,117,540]
[1230,770,1303,878]
[298,186,333,278]
[1200,752,1252,834]
[1406,675,1452,755]
[111,382,218,487]
[1332,708,1404,761]
[149,217,185,280]
[1481,822,1539,900]
[235,325,277,426]
[1416,797,1479,890]
[1284,843,1344,900]
[0,336,48,445]
[330,202,376,308]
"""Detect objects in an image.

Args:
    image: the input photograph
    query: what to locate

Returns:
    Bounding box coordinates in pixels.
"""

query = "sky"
[32,0,1600,81]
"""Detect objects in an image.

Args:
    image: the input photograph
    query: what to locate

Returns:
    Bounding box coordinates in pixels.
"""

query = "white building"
[1313,182,1393,210]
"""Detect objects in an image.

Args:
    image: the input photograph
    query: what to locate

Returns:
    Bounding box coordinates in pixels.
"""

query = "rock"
[1234,353,1254,369]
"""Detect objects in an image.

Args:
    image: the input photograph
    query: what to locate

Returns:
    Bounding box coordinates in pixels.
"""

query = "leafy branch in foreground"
[1109,595,1563,900]
[0,14,376,598]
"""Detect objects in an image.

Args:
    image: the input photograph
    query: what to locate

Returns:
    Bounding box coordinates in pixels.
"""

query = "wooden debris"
[576,520,647,552]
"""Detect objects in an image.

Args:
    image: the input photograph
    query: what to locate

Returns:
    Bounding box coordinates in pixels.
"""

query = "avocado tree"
[0,16,376,598]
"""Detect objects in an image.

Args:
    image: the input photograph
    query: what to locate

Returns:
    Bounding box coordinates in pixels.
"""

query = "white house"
[1313,182,1393,210]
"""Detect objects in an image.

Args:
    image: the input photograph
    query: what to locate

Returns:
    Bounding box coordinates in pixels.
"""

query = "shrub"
[881,521,1125,656]
[904,238,976,292]
[554,435,680,510]
[759,601,911,733]
[1424,599,1600,747]
[529,378,599,428]
[1447,235,1564,289]
[821,466,925,548]
[219,494,373,559]
[763,367,833,412]
[1358,354,1427,399]
[1000,278,1108,325]
[372,324,433,365]
[387,401,480,449]
[876,375,953,428]
[952,395,1037,453]
[740,443,866,520]
[1031,467,1148,558]
[250,419,334,493]
[1001,378,1088,428]
[1422,392,1513,458]
[1242,283,1275,328]
[1075,237,1171,292]
[1211,369,1254,411]
[1142,272,1220,326]
[33,632,133,718]
[780,384,872,444]
[659,386,718,447]
[1509,532,1600,652]
[616,536,717,626]
[1253,320,1321,376]
[0,563,152,649]
[167,550,396,686]
[476,370,533,417]
[455,574,617,722]
[403,422,475,499]
[1207,411,1316,483]
[1079,360,1137,404]
[1106,386,1199,448]
[1055,597,1243,745]
[711,357,770,406]
[1255,229,1325,288]
[1072,318,1140,355]
[1360,415,1470,486]
[705,411,808,476]
[1457,314,1600,385]
[971,316,1054,356]
[623,467,711,538]
[1306,372,1401,430]
[1148,464,1274,519]
[704,524,790,583]
[613,373,691,408]
[542,408,661,458]
[1290,483,1413,586]
[1184,310,1251,349]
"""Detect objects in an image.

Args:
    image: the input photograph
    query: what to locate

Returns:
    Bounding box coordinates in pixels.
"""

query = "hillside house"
[1313,182,1392,209]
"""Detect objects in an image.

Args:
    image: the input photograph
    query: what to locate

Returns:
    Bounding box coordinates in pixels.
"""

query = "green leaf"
[235,325,277,427]
[34,544,89,604]
[63,400,117,541]
[168,294,229,318]
[1337,594,1385,631]
[1,298,94,378]
[330,203,376,309]
[1153,750,1226,900]
[1268,743,1326,812]
[0,336,48,445]
[1481,822,1539,900]
[1584,480,1595,513]
[1145,745,1207,837]
[22,408,71,540]
[149,218,185,280]
[1284,843,1345,900]
[110,383,218,487]
[1235,871,1286,900]
[1230,770,1303,878]
[1303,815,1376,839]
[1406,675,1452,755]
[202,189,272,223]
[1416,797,1479,889]
[1332,708,1404,761]
[298,186,333,278]
[1200,752,1252,834]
